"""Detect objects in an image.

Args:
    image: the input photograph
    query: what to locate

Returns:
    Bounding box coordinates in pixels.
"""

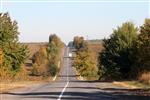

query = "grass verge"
[113,81,150,89]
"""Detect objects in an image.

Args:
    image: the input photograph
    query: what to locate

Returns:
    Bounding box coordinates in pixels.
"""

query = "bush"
[14,65,28,81]
[31,63,48,76]
[48,64,58,76]
[32,47,48,66]
[31,63,41,76]
[0,67,13,81]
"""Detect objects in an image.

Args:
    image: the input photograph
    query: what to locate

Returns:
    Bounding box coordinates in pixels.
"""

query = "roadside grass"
[0,81,42,93]
[113,81,150,89]
[138,72,150,85]
[0,47,65,93]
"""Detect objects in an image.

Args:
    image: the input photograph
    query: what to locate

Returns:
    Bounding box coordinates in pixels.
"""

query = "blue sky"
[1,0,149,44]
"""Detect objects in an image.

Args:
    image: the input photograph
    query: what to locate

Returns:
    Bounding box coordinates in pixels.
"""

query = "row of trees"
[0,12,64,80]
[99,19,150,81]
[73,36,98,80]
[32,34,64,77]
[0,13,29,80]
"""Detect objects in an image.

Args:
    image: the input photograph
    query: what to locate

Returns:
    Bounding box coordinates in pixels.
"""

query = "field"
[88,40,104,57]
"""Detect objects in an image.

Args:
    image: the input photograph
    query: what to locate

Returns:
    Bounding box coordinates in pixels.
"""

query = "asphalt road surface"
[1,47,150,100]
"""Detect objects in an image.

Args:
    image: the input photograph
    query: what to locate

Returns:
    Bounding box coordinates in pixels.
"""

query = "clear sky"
[1,0,149,44]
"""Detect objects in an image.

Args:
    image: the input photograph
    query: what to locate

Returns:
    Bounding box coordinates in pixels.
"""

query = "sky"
[0,0,149,44]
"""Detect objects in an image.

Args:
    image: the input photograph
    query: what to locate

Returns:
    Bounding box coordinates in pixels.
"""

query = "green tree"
[130,19,150,77]
[99,22,138,80]
[0,13,28,74]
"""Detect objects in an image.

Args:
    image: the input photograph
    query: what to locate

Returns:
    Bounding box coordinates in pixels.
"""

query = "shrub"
[14,65,28,81]
[31,63,49,76]
[32,47,48,66]
[0,67,13,81]
[48,64,58,76]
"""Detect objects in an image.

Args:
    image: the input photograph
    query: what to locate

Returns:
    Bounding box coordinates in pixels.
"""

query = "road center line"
[57,81,69,100]
[57,47,69,100]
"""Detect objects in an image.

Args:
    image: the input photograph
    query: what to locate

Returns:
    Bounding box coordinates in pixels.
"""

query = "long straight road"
[1,47,150,100]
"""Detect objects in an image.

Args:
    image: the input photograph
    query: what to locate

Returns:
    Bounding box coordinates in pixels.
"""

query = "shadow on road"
[3,88,150,100]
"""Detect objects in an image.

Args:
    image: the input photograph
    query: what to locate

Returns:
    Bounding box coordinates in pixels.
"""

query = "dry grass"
[0,81,46,93]
[0,43,65,93]
[113,81,150,89]
[139,72,150,85]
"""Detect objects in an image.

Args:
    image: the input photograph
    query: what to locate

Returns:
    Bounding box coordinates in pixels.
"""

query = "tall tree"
[0,13,28,73]
[131,19,150,77]
[47,34,63,76]
[99,22,138,80]
[73,36,98,79]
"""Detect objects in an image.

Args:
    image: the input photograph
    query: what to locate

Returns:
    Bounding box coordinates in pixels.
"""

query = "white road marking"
[57,47,69,100]
[52,75,57,81]
[57,81,69,100]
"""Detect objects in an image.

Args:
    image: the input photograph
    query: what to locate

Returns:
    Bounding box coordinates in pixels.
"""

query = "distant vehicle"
[68,53,72,57]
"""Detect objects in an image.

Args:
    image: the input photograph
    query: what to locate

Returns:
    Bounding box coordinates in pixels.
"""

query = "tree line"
[0,12,64,80]
[1,12,150,83]
[99,19,150,82]
[32,34,64,77]
[72,19,150,83]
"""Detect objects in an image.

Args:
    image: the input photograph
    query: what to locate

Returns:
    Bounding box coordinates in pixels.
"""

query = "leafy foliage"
[32,34,63,77]
[130,19,150,78]
[0,13,29,78]
[47,34,63,76]
[32,47,48,66]
[73,36,98,79]
[99,22,138,80]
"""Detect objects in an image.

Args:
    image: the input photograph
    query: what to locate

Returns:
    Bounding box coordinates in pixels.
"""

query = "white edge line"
[57,82,69,100]
[52,75,57,81]
[1,0,149,3]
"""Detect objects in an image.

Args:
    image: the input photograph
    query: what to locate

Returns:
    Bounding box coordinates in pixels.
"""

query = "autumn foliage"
[73,36,98,80]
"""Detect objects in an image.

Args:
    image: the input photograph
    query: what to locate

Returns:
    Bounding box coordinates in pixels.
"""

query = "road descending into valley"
[1,47,150,100]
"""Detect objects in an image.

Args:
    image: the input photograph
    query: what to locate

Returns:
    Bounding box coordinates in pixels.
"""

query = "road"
[1,47,150,100]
